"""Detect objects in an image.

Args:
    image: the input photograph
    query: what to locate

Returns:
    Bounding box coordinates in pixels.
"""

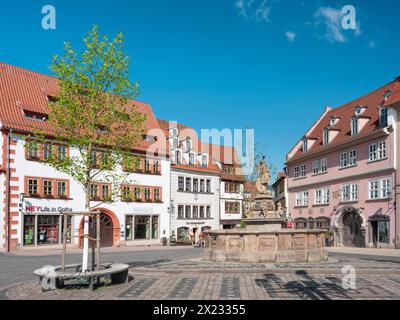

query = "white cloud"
[235,0,271,22]
[314,7,346,43]
[285,31,296,42]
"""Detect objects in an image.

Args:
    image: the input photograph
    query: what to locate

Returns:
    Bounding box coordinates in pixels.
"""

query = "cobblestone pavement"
[3,255,400,300]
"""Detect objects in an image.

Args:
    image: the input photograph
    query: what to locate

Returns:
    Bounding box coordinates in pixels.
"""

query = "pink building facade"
[286,78,400,249]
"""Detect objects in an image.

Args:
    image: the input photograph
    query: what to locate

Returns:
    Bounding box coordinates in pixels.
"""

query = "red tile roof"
[384,78,400,107]
[0,62,164,154]
[288,78,399,162]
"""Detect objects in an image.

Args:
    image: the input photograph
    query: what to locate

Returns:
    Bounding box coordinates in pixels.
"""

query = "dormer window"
[330,117,339,126]
[351,117,359,136]
[379,107,388,127]
[302,138,308,152]
[323,129,329,146]
[201,155,208,168]
[23,110,48,122]
[354,105,365,116]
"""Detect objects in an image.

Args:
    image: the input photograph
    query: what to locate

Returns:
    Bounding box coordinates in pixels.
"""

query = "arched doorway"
[79,209,120,248]
[341,209,365,247]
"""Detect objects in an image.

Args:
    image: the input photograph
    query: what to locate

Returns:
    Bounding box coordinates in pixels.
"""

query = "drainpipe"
[4,129,12,252]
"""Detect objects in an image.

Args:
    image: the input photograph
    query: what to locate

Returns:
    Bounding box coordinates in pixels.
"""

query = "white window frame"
[312,160,319,175]
[349,150,357,166]
[294,166,300,179]
[368,178,392,199]
[303,139,308,152]
[369,141,387,162]
[300,165,306,178]
[323,129,329,145]
[295,191,309,207]
[340,152,348,168]
[341,183,358,202]
[314,188,330,205]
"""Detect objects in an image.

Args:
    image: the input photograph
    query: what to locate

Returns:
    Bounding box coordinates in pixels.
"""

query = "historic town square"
[0,0,399,313]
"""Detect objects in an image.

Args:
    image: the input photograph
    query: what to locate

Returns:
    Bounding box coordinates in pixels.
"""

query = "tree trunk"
[82,186,90,272]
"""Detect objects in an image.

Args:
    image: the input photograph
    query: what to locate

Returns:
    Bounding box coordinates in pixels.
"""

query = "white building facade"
[2,132,171,250]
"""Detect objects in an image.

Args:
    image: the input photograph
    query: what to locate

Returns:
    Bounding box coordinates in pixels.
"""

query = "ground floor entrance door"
[342,211,365,247]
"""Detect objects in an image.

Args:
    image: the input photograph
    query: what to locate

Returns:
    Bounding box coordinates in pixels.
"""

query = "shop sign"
[25,206,73,214]
[186,222,206,225]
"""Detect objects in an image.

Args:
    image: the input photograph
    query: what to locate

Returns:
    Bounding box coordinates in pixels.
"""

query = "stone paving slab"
[4,256,400,300]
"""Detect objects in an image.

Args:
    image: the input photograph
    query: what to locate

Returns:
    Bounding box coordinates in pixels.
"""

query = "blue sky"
[1,0,399,175]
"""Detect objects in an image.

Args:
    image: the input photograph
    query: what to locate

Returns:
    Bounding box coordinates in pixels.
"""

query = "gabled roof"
[0,62,163,153]
[287,78,399,162]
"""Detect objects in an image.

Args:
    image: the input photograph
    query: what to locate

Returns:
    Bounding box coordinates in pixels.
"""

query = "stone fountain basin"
[204,229,328,264]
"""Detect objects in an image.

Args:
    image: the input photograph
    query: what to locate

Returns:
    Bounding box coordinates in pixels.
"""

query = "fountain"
[204,159,328,263]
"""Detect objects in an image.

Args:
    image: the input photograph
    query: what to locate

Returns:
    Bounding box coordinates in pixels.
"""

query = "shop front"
[125,214,160,243]
[368,214,391,248]
[22,212,72,247]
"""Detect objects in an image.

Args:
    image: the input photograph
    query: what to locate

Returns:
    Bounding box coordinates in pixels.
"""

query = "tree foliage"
[35,25,146,204]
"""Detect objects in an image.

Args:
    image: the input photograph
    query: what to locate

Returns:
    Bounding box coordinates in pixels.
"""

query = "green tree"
[35,26,146,270]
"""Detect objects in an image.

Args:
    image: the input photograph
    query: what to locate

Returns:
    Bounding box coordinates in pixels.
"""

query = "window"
[225,202,240,214]
[193,179,199,192]
[102,184,110,200]
[351,117,359,135]
[225,183,240,194]
[369,181,379,199]
[202,155,208,168]
[185,139,192,151]
[27,141,39,159]
[144,159,151,172]
[178,205,184,219]
[199,206,205,219]
[312,159,327,175]
[312,160,319,175]
[206,206,211,219]
[189,153,195,166]
[134,216,151,240]
[185,178,191,192]
[369,178,392,199]
[185,206,191,219]
[369,141,386,162]
[206,180,211,193]
[26,177,69,198]
[144,188,151,201]
[295,192,308,207]
[341,184,358,202]
[122,186,132,201]
[178,177,184,191]
[303,138,308,152]
[300,165,306,178]
[43,144,53,160]
[323,129,329,145]
[223,165,234,174]
[57,181,67,197]
[43,180,53,197]
[153,161,160,173]
[340,152,348,168]
[349,150,357,166]
[134,187,142,200]
[315,188,330,205]
[57,145,67,160]
[200,179,205,193]
[90,184,98,200]
[154,188,161,201]
[28,179,39,196]
[379,107,388,127]
[294,167,300,179]
[193,206,199,219]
